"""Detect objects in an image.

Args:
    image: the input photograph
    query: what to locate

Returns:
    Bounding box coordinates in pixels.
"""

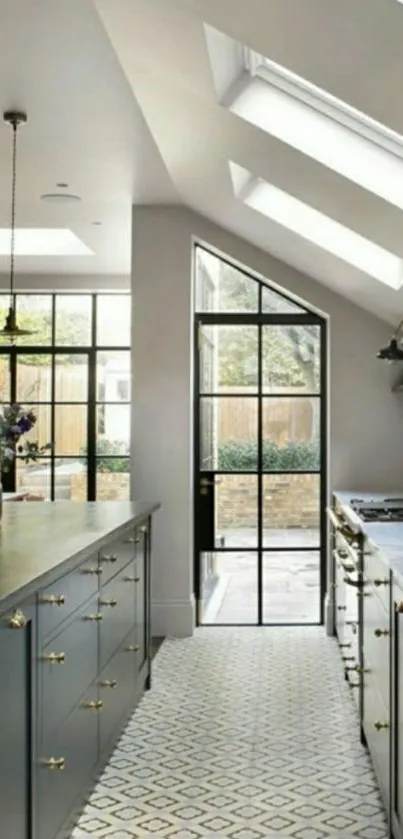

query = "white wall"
[0,274,129,292]
[131,205,403,637]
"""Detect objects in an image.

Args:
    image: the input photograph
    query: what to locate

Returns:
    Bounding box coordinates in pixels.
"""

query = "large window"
[0,293,131,502]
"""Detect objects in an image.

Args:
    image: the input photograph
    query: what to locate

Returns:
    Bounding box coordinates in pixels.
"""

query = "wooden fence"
[217,390,315,444]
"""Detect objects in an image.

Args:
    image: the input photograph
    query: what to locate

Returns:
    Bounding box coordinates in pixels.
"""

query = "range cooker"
[350,497,403,523]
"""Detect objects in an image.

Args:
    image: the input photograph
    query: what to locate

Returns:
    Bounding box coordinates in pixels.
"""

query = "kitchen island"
[329,493,403,839]
[0,500,159,839]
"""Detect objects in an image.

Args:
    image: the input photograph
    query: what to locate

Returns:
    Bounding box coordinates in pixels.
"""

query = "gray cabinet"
[392,581,403,839]
[0,598,36,839]
[0,511,153,839]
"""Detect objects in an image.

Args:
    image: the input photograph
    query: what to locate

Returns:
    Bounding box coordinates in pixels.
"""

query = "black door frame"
[193,293,328,628]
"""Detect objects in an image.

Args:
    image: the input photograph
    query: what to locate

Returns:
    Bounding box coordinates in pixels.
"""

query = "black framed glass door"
[193,247,327,627]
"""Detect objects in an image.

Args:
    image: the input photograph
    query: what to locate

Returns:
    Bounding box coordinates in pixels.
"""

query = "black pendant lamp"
[377,320,403,362]
[0,110,35,338]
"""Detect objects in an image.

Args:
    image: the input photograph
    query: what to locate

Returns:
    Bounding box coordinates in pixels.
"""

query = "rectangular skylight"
[230,48,403,210]
[0,229,93,256]
[233,166,403,289]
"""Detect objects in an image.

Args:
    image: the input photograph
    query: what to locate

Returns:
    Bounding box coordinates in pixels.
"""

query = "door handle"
[200,478,222,487]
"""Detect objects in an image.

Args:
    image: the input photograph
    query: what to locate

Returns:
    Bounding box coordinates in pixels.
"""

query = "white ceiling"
[0,0,177,277]
[3,0,403,323]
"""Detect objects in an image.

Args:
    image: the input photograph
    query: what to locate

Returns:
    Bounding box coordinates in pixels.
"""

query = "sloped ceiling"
[94,0,403,323]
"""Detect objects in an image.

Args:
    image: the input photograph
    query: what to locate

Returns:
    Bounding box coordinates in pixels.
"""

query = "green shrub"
[81,438,130,473]
[217,439,319,471]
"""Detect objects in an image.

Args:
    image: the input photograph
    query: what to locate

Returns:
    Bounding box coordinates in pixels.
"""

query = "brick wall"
[71,472,130,501]
[217,473,319,529]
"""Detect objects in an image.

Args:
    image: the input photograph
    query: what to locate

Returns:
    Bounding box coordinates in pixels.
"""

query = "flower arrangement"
[0,404,51,472]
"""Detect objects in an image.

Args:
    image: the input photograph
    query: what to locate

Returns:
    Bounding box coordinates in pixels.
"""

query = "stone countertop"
[0,500,159,614]
[333,490,403,583]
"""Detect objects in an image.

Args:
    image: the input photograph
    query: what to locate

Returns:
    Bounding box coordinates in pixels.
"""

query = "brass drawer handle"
[83,613,103,622]
[85,700,103,710]
[124,576,140,583]
[354,666,369,675]
[100,679,118,688]
[348,682,360,689]
[342,656,355,662]
[374,721,389,731]
[338,642,352,648]
[8,609,27,629]
[100,554,118,564]
[374,578,389,587]
[357,592,371,597]
[99,598,117,607]
[124,536,140,544]
[41,595,65,606]
[81,567,102,576]
[139,525,147,534]
[41,652,66,664]
[343,576,361,588]
[42,757,65,770]
[125,644,140,652]
[337,606,347,611]
[374,628,390,637]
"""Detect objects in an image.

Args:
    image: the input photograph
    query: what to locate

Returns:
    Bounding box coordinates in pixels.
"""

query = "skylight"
[0,229,93,256]
[229,162,403,290]
[228,46,403,210]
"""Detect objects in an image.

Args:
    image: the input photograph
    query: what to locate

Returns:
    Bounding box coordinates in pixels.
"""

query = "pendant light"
[377,319,403,362]
[0,110,35,338]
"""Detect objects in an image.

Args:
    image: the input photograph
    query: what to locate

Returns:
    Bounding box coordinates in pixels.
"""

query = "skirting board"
[152,597,195,638]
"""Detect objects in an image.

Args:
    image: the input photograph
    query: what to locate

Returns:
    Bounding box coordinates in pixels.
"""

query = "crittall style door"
[194,246,327,627]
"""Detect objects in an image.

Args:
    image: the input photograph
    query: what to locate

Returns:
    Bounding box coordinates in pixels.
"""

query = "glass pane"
[262,325,320,393]
[216,474,258,548]
[195,248,258,313]
[54,459,87,501]
[54,405,87,456]
[263,474,320,547]
[200,397,258,471]
[261,285,307,314]
[54,354,88,402]
[262,396,320,470]
[55,295,92,346]
[97,295,131,346]
[96,352,131,402]
[201,552,257,624]
[263,551,320,623]
[0,355,10,401]
[97,459,130,500]
[200,325,258,393]
[0,296,9,346]
[16,458,51,500]
[15,295,52,345]
[16,354,52,402]
[96,406,130,457]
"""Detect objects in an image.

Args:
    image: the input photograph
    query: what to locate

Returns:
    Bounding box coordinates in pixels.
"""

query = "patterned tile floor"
[73,628,389,839]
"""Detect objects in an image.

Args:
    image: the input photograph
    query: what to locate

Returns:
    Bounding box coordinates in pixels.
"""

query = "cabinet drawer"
[40,597,99,739]
[38,556,99,641]
[37,683,99,839]
[364,544,391,612]
[98,527,138,585]
[99,628,137,754]
[99,567,136,669]
[363,589,390,712]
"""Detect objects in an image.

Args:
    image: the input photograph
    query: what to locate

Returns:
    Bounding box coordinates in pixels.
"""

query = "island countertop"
[0,500,159,613]
[334,490,403,583]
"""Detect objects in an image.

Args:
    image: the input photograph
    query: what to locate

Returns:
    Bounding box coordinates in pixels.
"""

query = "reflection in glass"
[96,351,131,402]
[262,474,320,547]
[195,248,259,313]
[262,396,320,470]
[97,295,131,346]
[52,458,87,501]
[201,552,257,624]
[261,285,307,314]
[262,325,320,393]
[54,355,88,402]
[263,551,320,623]
[16,355,51,403]
[215,474,258,548]
[16,295,52,345]
[96,458,130,500]
[55,295,91,346]
[54,405,87,455]
[199,325,258,393]
[200,397,258,471]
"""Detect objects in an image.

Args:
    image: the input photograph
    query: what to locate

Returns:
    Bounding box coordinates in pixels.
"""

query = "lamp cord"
[9,119,17,306]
